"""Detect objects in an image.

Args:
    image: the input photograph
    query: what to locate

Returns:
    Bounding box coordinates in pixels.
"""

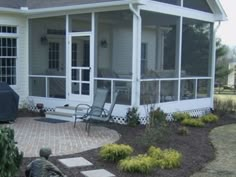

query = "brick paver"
[6,117,120,157]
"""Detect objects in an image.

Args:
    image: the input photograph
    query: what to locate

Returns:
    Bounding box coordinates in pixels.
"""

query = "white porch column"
[176,17,183,101]
[65,15,70,99]
[210,23,218,109]
[131,5,142,107]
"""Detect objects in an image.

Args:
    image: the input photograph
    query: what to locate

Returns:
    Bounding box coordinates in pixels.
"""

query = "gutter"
[1,0,144,16]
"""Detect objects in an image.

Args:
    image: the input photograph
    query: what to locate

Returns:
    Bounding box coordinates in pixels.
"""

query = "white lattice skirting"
[28,106,211,125]
[112,107,211,125]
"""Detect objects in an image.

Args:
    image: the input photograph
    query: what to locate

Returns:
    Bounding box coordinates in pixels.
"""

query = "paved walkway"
[191,124,236,177]
[5,117,120,157]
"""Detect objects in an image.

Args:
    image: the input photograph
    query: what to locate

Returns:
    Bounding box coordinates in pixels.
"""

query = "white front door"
[68,34,92,101]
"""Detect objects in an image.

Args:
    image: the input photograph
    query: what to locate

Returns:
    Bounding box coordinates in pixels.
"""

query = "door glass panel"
[82,70,90,81]
[72,69,80,80]
[82,83,90,95]
[72,83,80,94]
[71,36,90,67]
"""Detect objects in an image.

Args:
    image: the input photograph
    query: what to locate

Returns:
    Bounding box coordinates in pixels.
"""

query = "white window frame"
[0,25,17,85]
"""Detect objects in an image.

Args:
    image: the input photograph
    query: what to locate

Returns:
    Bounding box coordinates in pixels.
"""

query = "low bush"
[156,149,182,169]
[0,127,23,177]
[181,118,205,127]
[126,107,140,127]
[149,108,167,128]
[148,146,182,169]
[99,144,133,162]
[119,155,155,174]
[177,126,189,135]
[172,112,191,122]
[140,108,169,147]
[201,114,219,123]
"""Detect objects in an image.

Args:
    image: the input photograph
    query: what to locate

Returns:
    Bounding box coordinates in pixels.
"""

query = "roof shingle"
[0,0,122,9]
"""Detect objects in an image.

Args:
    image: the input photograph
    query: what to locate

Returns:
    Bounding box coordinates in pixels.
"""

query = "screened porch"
[28,8,213,107]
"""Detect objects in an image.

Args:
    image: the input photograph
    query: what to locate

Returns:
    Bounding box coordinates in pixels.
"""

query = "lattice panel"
[168,107,211,121]
[112,107,211,125]
[28,106,55,112]
[112,116,126,124]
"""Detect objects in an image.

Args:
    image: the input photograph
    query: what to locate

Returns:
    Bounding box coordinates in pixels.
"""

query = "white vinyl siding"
[0,13,28,102]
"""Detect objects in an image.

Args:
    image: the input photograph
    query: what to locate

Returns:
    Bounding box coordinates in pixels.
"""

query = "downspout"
[129,3,142,107]
[211,21,221,110]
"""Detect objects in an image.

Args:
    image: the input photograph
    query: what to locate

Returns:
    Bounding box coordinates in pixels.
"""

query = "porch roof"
[0,0,227,21]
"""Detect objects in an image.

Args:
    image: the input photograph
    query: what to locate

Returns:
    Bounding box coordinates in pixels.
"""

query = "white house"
[0,0,227,122]
[228,62,236,87]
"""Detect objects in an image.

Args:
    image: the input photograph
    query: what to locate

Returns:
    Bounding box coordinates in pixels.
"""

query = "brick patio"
[5,117,120,157]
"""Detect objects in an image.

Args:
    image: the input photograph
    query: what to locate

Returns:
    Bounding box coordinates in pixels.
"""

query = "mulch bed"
[18,114,236,177]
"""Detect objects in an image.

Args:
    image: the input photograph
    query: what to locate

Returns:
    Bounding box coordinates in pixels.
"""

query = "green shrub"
[0,127,23,177]
[119,155,155,174]
[126,107,140,127]
[149,108,167,128]
[172,112,191,122]
[140,108,169,147]
[99,144,133,162]
[181,118,205,127]
[177,126,189,135]
[201,114,219,123]
[147,146,182,169]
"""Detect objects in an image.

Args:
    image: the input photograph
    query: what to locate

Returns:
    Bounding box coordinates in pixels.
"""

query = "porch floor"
[6,117,120,157]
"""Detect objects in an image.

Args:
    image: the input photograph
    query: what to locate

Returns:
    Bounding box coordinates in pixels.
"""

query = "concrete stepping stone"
[59,157,93,168]
[81,169,115,177]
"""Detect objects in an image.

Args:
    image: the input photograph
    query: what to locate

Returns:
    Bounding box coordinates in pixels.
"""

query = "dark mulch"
[17,109,41,117]
[18,114,236,177]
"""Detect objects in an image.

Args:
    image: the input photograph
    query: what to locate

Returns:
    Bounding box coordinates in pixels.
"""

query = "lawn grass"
[214,94,236,101]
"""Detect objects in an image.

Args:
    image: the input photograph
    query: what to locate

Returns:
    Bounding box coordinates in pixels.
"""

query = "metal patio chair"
[85,90,119,135]
[74,89,119,135]
[73,88,108,128]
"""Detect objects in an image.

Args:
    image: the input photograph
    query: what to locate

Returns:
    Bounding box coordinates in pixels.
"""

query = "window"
[141,43,147,75]
[0,26,17,33]
[48,42,59,69]
[0,36,17,85]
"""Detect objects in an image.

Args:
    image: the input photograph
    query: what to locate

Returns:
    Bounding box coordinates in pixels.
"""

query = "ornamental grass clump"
[200,114,219,123]
[172,112,191,122]
[147,146,182,169]
[181,118,205,127]
[119,155,155,174]
[99,144,133,162]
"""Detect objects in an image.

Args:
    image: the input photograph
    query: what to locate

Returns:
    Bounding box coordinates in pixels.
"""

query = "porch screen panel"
[197,79,211,98]
[153,0,181,5]
[96,10,133,80]
[140,81,159,104]
[141,11,179,79]
[160,80,178,102]
[29,16,66,76]
[183,0,213,13]
[29,16,66,98]
[95,10,133,105]
[180,79,196,100]
[181,18,213,77]
[69,14,91,32]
